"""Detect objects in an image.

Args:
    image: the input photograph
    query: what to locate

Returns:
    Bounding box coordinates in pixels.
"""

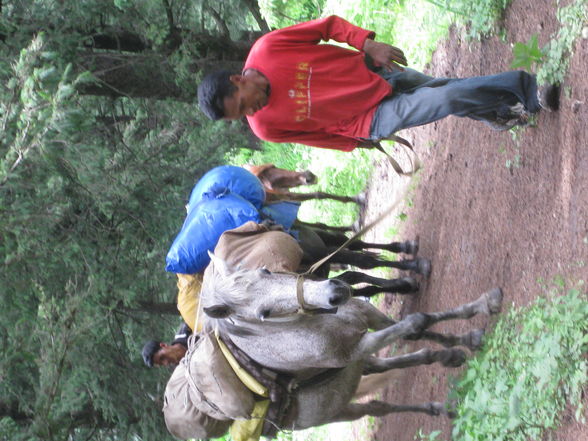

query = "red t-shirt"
[244,16,393,151]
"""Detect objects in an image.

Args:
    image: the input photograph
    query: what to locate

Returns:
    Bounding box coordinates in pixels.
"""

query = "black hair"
[141,340,161,368]
[197,70,238,120]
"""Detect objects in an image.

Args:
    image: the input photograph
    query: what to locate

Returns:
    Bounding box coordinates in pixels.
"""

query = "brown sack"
[163,332,256,439]
[214,221,302,272]
[163,361,231,440]
[187,331,255,420]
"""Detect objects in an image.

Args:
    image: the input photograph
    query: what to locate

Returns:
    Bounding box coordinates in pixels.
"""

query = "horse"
[200,253,503,432]
[211,221,430,298]
[243,163,364,206]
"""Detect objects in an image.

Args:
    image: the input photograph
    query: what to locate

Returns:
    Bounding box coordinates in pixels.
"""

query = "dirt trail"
[359,1,588,439]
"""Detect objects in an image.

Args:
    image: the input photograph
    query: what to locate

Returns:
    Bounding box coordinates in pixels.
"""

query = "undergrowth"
[537,0,588,85]
[416,283,588,441]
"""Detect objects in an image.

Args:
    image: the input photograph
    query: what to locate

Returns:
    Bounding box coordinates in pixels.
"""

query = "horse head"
[201,252,352,323]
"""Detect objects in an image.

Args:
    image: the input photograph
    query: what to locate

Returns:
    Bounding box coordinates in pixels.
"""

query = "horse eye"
[259,268,271,275]
[258,308,271,321]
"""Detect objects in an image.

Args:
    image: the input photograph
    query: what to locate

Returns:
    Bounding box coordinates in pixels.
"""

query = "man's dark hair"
[142,340,161,368]
[198,70,238,120]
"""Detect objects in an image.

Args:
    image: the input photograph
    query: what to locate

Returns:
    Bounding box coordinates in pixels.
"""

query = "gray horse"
[200,253,503,432]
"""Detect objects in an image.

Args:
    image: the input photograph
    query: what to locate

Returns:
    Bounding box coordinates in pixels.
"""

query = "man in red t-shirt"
[198,15,558,152]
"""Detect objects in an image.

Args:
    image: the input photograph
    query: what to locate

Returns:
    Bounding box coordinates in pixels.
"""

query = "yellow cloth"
[176,273,203,331]
[229,400,271,441]
[215,335,268,397]
[216,334,270,441]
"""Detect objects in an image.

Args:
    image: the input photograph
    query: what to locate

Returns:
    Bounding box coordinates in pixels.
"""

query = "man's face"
[152,343,186,367]
[223,74,269,120]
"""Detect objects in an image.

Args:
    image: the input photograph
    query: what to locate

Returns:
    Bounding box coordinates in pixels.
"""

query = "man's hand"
[363,39,407,72]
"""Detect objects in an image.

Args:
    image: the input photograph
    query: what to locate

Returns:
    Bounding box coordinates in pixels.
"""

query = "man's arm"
[271,15,375,52]
[273,15,407,71]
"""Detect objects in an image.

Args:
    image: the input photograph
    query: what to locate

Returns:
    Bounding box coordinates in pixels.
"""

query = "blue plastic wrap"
[260,201,301,231]
[187,166,265,211]
[166,193,262,274]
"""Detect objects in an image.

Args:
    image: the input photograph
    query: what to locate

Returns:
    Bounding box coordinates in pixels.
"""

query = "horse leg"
[350,299,486,351]
[421,287,503,323]
[362,348,467,373]
[348,238,419,255]
[351,288,502,359]
[328,401,450,423]
[281,191,361,205]
[295,220,354,233]
[353,348,468,400]
[326,248,431,276]
[309,229,416,254]
[334,271,419,296]
[417,329,486,352]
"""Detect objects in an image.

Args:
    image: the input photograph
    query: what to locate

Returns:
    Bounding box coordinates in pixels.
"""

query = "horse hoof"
[302,170,317,185]
[355,191,367,207]
[465,328,485,351]
[441,348,466,367]
[428,402,445,416]
[485,288,503,314]
[400,276,419,293]
[403,236,419,255]
[417,257,431,277]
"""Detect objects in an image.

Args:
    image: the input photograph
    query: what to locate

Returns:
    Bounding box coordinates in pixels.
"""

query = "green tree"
[0,1,269,439]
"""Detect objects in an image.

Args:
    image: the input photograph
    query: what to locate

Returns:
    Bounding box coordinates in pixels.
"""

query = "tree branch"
[202,3,230,38]
[240,0,271,33]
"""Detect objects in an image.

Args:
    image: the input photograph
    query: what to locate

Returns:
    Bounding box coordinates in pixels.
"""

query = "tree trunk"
[240,0,272,33]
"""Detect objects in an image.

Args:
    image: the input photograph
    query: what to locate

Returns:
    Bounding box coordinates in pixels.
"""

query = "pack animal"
[200,239,503,433]
[211,221,430,298]
[243,163,364,206]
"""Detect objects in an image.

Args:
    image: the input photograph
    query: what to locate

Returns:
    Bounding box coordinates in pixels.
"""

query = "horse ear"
[203,304,232,319]
[207,251,231,277]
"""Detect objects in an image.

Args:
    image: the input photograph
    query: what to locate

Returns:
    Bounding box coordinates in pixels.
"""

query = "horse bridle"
[294,273,339,316]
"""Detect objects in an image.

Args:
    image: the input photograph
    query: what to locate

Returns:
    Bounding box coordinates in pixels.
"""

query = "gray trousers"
[369,69,540,139]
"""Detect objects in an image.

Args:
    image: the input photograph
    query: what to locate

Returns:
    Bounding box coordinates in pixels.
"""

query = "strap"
[215,333,269,398]
[373,136,422,176]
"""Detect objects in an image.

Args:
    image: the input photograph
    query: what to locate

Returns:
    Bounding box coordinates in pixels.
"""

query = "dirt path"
[359,1,588,439]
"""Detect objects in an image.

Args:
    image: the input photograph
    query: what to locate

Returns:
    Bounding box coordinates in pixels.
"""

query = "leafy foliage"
[448,0,512,39]
[0,1,260,439]
[441,284,588,441]
[259,0,326,27]
[537,0,588,85]
[510,34,544,71]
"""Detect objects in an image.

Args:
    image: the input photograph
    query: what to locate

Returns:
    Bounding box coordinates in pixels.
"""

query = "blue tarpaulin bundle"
[166,165,300,274]
[187,165,265,212]
[166,192,262,274]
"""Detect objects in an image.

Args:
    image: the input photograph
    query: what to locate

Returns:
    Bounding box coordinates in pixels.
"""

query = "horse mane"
[201,262,257,310]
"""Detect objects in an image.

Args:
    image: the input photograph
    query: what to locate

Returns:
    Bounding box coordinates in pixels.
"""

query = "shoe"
[537,84,560,111]
[487,103,530,131]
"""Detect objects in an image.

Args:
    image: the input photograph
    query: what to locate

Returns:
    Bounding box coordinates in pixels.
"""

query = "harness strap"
[296,274,311,312]
[373,136,422,176]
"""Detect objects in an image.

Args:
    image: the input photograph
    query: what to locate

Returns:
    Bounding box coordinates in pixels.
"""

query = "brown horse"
[243,163,364,206]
